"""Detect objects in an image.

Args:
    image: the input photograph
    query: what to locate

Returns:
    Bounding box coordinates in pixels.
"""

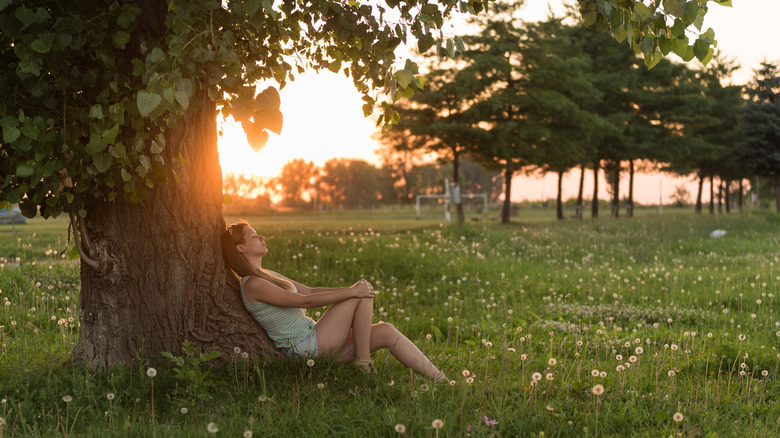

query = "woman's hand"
[351,279,377,299]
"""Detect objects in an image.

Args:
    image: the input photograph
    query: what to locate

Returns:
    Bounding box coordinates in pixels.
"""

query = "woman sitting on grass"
[221,221,447,383]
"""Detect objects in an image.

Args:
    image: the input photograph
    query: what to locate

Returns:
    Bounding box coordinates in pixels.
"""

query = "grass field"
[1,206,779,436]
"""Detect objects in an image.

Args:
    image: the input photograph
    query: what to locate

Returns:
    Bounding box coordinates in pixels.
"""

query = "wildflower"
[548,358,557,366]
[466,377,474,385]
[520,354,527,360]
[207,422,219,433]
[244,430,252,438]
[591,369,599,377]
[635,347,643,355]
[532,372,542,381]
[395,424,406,433]
[668,370,676,377]
[317,383,325,389]
[241,352,249,359]
[592,384,604,395]
[462,370,470,377]
[181,407,188,414]
[62,395,72,403]
[234,346,242,354]
[106,393,115,401]
[673,412,684,422]
[388,380,395,386]
[507,347,516,353]
[739,334,746,341]
[485,341,493,347]
[146,367,157,377]
[258,395,267,402]
[431,419,444,429]
[616,354,623,361]
[629,356,637,363]
[306,359,315,367]
[616,365,625,372]
[600,371,606,378]
[426,334,432,339]
[670,344,678,351]
[420,384,429,392]
[449,380,456,386]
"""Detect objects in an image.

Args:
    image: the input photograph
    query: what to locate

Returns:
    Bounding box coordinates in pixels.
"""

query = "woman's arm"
[244,277,374,309]
[270,271,369,297]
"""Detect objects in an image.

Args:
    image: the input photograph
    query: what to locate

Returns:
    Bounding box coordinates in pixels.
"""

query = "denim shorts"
[280,328,318,358]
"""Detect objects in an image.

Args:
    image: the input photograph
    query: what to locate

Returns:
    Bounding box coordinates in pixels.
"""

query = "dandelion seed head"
[234,346,242,354]
[591,369,599,377]
[146,367,157,377]
[241,352,249,359]
[181,407,188,414]
[591,384,604,395]
[207,422,219,433]
[532,372,542,381]
[431,419,444,429]
[306,359,315,367]
[548,358,557,366]
[317,383,325,389]
[244,430,253,438]
[62,395,72,403]
[395,424,406,433]
[106,393,115,401]
[673,412,684,422]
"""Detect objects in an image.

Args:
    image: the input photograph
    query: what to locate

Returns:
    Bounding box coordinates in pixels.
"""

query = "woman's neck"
[244,254,263,271]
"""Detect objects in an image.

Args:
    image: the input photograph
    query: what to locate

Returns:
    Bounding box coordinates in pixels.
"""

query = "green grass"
[1,207,780,436]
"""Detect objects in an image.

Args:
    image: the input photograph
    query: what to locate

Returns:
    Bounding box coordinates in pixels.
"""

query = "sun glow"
[217,71,383,179]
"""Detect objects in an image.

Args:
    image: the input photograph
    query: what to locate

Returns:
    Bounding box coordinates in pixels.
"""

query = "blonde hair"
[221,222,296,292]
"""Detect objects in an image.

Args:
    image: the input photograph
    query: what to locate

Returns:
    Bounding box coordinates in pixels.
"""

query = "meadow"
[1,206,779,437]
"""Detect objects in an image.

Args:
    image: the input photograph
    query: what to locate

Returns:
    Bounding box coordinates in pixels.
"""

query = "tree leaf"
[137,91,161,117]
[89,104,104,120]
[174,78,192,110]
[417,34,434,53]
[3,125,20,143]
[633,2,654,20]
[14,6,35,26]
[112,31,131,49]
[20,123,39,140]
[16,163,35,177]
[693,37,709,61]
[662,0,686,19]
[394,70,413,88]
[253,109,283,135]
[244,121,269,152]
[31,37,51,53]
[93,152,111,173]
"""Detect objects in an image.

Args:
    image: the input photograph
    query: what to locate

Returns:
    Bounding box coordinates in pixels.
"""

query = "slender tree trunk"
[724,180,731,213]
[592,159,600,218]
[611,162,620,218]
[626,160,634,218]
[709,175,715,214]
[501,165,514,224]
[72,94,278,369]
[453,152,464,224]
[717,179,723,214]
[556,170,564,220]
[775,176,780,213]
[576,164,585,220]
[738,179,744,212]
[695,174,703,214]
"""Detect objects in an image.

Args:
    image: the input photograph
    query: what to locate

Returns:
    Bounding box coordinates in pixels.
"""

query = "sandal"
[353,359,377,374]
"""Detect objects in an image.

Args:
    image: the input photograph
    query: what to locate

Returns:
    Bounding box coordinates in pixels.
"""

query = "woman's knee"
[373,322,400,344]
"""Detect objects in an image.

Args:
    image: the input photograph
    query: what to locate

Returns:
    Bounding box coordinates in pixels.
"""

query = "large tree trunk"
[556,170,564,220]
[501,165,514,224]
[576,164,585,220]
[695,174,703,213]
[626,160,634,218]
[452,152,465,224]
[591,159,600,218]
[72,94,278,369]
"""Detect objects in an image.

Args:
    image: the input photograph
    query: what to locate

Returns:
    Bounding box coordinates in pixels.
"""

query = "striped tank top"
[241,274,315,349]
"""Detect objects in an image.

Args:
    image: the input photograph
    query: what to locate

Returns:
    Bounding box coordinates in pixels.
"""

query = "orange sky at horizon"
[217,0,778,205]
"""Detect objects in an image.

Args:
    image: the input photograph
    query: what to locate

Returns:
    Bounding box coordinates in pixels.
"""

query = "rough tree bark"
[501,165,514,224]
[72,94,279,368]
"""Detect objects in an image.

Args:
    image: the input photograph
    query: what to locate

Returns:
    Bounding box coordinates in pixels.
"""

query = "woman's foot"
[434,370,448,384]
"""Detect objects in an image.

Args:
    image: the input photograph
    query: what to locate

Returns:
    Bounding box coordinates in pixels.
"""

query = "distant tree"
[320,158,380,210]
[275,158,318,209]
[736,61,780,212]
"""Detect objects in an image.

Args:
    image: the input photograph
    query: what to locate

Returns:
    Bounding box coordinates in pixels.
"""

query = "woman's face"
[238,226,268,258]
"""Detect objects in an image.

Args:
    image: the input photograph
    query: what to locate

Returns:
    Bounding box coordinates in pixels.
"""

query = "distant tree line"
[382,4,780,223]
[222,153,501,214]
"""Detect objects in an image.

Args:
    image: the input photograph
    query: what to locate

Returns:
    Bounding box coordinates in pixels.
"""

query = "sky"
[217,0,780,204]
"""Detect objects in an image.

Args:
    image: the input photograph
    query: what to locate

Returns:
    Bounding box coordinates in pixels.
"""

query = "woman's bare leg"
[314,297,373,362]
[336,322,444,380]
